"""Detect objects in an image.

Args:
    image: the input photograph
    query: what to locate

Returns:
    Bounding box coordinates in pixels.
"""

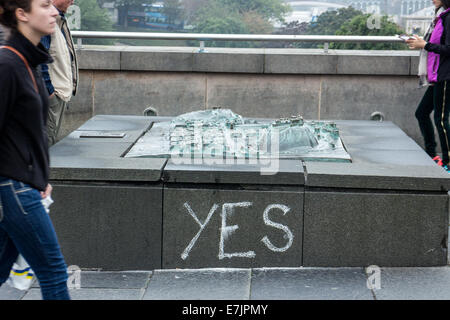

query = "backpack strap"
[1,46,39,93]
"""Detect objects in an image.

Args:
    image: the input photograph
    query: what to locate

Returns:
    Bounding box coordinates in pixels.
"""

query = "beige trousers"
[47,94,67,146]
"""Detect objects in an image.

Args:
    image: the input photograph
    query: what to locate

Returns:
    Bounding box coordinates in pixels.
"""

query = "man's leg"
[47,95,67,146]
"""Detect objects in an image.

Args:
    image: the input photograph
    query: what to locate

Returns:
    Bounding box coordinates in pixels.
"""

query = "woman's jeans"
[415,81,450,165]
[0,177,70,300]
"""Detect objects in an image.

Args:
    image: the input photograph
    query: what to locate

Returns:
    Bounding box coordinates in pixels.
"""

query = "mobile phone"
[397,34,415,41]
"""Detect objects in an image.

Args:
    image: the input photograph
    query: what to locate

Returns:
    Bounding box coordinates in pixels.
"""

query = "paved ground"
[1,266,450,300]
[1,227,448,301]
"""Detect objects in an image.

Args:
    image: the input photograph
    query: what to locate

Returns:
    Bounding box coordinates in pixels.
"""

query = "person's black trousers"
[415,81,450,166]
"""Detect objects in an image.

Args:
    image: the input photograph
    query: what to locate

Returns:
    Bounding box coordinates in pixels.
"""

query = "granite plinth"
[162,187,303,268]
[303,191,448,267]
[50,184,163,270]
[48,115,449,269]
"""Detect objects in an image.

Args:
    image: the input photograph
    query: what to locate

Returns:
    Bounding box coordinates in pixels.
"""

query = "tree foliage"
[77,0,113,30]
[307,7,363,35]
[222,0,290,22]
[334,14,407,50]
[192,0,289,31]
[162,0,184,25]
[190,0,288,46]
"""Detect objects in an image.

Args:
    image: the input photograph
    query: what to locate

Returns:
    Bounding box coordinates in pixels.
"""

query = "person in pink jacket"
[408,0,450,172]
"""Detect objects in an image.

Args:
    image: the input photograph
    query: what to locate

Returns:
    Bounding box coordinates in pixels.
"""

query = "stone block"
[337,54,410,75]
[304,161,450,191]
[77,50,120,70]
[372,267,450,300]
[75,115,153,132]
[342,135,420,151]
[335,120,410,138]
[32,271,152,289]
[143,269,251,300]
[347,148,438,166]
[193,51,264,73]
[50,156,167,182]
[206,74,320,120]
[318,76,426,146]
[0,285,26,300]
[50,139,132,158]
[303,190,448,267]
[410,54,420,76]
[50,183,163,270]
[121,50,193,72]
[92,72,206,116]
[163,159,305,185]
[162,187,303,268]
[265,52,338,74]
[23,288,142,300]
[250,268,373,300]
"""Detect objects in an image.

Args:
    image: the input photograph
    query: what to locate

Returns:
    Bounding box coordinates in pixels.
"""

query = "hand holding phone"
[397,34,416,41]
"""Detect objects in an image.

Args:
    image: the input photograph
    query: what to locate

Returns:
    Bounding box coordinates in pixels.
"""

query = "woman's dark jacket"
[0,31,52,191]
[425,10,450,82]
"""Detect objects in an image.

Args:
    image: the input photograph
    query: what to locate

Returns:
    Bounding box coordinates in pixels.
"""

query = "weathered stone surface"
[143,269,251,300]
[32,271,152,289]
[50,139,132,158]
[372,267,450,300]
[163,187,303,268]
[303,191,448,267]
[319,76,427,146]
[205,74,320,120]
[92,72,207,117]
[0,285,27,300]
[337,54,410,75]
[75,115,153,132]
[194,51,264,73]
[121,50,193,72]
[23,288,143,300]
[50,156,167,182]
[77,50,120,70]
[50,184,163,270]
[250,268,373,300]
[163,159,304,185]
[304,161,450,191]
[264,51,338,74]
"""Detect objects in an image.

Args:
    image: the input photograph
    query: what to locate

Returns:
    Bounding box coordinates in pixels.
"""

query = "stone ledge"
[76,46,419,76]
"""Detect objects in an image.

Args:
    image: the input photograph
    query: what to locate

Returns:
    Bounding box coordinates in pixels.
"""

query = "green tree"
[334,14,407,50]
[308,7,362,35]
[75,0,114,44]
[190,0,288,47]
[278,7,362,49]
[163,0,184,26]
[222,0,290,23]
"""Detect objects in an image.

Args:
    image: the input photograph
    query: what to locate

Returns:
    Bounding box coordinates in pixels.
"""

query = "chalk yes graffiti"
[181,201,294,260]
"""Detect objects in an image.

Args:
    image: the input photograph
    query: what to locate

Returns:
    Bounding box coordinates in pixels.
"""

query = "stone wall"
[65,46,428,149]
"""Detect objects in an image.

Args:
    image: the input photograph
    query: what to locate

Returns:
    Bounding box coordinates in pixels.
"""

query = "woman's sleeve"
[425,15,450,56]
[0,63,17,131]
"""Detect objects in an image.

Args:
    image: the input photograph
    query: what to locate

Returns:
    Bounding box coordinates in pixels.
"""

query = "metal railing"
[71,31,406,53]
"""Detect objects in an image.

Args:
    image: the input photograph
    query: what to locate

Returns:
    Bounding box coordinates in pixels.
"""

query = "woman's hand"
[406,35,427,49]
[40,184,52,199]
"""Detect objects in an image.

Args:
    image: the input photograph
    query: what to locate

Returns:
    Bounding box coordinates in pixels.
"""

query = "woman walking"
[0,0,70,299]
[407,0,450,171]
